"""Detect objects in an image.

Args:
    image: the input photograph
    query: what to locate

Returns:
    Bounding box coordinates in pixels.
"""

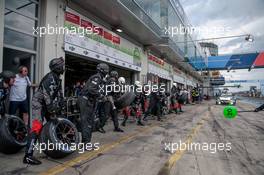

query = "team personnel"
[78,63,109,144]
[122,81,144,126]
[104,71,124,132]
[0,71,16,116]
[144,83,162,121]
[23,57,65,165]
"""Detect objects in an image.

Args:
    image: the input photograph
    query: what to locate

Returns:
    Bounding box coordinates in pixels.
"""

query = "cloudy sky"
[179,0,264,54]
[179,0,264,91]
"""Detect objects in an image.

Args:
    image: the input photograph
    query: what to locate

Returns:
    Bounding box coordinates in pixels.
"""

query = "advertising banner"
[64,7,142,71]
[147,54,172,80]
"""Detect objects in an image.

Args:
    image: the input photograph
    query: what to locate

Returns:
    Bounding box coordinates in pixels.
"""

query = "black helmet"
[110,71,118,78]
[0,71,16,84]
[97,63,109,76]
[49,57,65,74]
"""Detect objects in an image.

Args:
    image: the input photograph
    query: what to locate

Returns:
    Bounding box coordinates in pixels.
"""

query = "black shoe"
[143,116,148,121]
[137,121,144,126]
[121,122,126,127]
[157,118,163,122]
[98,128,106,133]
[23,155,42,165]
[114,128,124,132]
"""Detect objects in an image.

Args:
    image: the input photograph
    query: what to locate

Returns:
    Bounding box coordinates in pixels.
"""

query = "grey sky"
[179,0,264,91]
[180,0,264,54]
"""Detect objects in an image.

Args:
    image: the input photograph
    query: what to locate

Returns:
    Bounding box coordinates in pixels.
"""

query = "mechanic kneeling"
[23,57,65,165]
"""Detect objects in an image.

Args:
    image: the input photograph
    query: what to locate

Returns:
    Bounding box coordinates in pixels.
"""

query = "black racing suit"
[104,77,120,130]
[170,86,178,113]
[144,91,162,120]
[78,73,105,143]
[25,72,63,157]
[122,91,143,126]
[0,80,8,116]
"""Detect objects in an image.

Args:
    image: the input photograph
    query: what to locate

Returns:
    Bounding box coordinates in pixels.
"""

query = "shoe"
[143,116,148,121]
[114,128,124,132]
[157,118,163,122]
[121,122,126,127]
[23,155,42,165]
[98,128,106,133]
[137,121,144,126]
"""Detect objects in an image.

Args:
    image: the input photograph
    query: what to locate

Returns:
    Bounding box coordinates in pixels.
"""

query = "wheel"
[115,92,136,109]
[40,118,80,159]
[0,115,27,154]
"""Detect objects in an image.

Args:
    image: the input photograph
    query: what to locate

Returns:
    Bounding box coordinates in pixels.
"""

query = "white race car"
[216,93,236,105]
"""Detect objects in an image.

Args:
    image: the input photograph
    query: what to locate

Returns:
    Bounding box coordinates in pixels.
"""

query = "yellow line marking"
[39,124,158,175]
[158,112,210,175]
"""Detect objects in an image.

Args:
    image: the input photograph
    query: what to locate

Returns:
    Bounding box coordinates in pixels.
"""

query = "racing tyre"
[40,118,80,159]
[0,115,27,154]
[115,92,136,109]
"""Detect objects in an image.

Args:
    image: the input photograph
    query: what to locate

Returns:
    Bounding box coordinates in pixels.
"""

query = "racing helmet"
[118,77,126,85]
[96,63,109,76]
[135,81,141,87]
[0,71,16,84]
[49,57,65,74]
[110,70,119,78]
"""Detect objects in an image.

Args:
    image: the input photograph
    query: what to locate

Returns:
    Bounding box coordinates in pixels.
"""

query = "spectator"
[9,66,32,125]
[74,81,82,96]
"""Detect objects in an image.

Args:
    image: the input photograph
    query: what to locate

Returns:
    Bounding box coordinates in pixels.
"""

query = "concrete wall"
[39,0,65,79]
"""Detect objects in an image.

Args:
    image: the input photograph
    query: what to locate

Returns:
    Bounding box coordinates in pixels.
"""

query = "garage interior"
[65,54,135,96]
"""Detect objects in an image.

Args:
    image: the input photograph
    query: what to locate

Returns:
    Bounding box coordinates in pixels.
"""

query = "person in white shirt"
[9,66,32,125]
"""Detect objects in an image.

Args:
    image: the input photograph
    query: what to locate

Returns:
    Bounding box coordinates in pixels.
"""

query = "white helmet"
[118,77,126,85]
[135,81,141,87]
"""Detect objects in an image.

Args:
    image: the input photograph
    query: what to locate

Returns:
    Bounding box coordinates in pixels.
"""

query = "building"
[199,42,218,56]
[0,0,205,93]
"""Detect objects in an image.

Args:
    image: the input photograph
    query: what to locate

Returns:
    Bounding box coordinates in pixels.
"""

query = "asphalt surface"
[0,99,264,175]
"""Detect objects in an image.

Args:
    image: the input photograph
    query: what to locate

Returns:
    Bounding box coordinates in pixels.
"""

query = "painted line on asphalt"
[39,105,207,175]
[39,123,159,175]
[157,112,210,175]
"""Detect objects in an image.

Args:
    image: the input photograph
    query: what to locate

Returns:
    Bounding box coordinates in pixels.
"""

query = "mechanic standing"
[78,63,110,144]
[143,83,162,121]
[0,71,16,116]
[104,71,124,132]
[23,57,65,165]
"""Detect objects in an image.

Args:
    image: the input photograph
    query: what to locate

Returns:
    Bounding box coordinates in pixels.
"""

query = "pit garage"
[64,54,136,97]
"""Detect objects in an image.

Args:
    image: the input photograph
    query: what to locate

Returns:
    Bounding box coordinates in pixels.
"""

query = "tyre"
[0,115,27,154]
[115,92,136,109]
[40,118,80,159]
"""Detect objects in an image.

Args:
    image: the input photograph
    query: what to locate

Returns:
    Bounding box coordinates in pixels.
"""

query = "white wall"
[40,0,65,78]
